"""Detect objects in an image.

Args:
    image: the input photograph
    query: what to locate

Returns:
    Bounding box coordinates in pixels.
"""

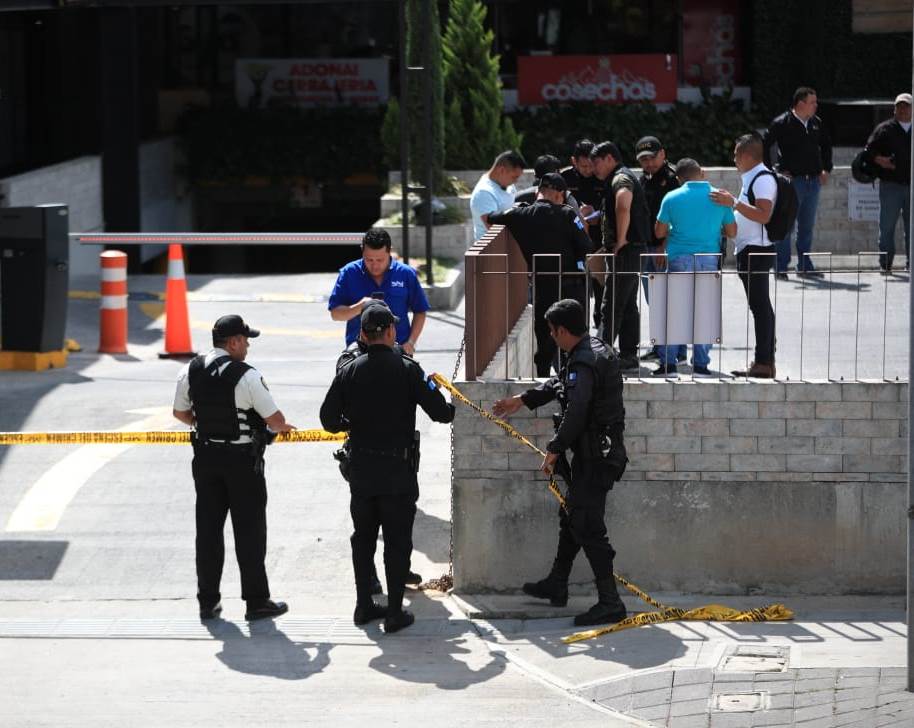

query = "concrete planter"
[373,219,473,260]
[421,259,464,311]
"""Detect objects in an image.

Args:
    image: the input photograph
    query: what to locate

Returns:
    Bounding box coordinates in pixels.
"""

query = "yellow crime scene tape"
[0,429,346,446]
[431,373,794,643]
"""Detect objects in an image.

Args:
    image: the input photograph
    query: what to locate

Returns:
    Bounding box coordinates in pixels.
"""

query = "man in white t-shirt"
[469,150,526,240]
[710,134,778,378]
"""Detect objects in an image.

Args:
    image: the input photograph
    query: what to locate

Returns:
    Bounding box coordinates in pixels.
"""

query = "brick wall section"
[454,380,907,484]
[451,379,908,594]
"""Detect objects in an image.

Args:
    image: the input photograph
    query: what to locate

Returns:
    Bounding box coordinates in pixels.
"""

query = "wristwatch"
[732,198,739,210]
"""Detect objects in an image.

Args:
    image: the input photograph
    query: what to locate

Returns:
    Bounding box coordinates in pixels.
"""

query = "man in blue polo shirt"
[653,158,737,376]
[328,229,430,355]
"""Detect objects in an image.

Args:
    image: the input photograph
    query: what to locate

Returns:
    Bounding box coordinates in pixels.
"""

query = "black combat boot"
[522,565,570,607]
[573,576,627,626]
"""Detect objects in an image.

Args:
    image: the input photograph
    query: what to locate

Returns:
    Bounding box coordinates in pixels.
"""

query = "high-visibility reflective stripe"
[167,259,185,279]
[101,267,127,282]
[101,295,128,310]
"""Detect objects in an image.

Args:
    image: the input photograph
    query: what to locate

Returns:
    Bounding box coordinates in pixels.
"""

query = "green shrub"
[510,92,763,167]
[442,0,523,168]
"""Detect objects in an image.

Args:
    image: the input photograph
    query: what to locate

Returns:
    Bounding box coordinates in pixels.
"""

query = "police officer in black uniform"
[488,172,592,377]
[494,299,628,626]
[561,139,607,328]
[173,315,294,621]
[320,304,454,633]
[334,320,422,593]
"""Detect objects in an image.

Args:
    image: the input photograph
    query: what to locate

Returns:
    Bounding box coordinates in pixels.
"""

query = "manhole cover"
[713,692,766,712]
[721,645,789,672]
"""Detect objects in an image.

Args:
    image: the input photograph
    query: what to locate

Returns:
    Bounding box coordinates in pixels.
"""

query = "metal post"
[907,4,914,690]
[398,0,409,265]
[423,0,434,286]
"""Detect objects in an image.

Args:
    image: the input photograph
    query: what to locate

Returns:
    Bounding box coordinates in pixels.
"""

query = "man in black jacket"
[488,172,592,376]
[591,141,652,371]
[320,304,454,633]
[634,135,682,364]
[865,92,912,272]
[494,299,628,627]
[763,86,832,278]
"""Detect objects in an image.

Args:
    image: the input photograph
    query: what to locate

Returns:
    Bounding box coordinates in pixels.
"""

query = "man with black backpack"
[711,134,783,378]
[173,315,295,621]
[763,86,832,280]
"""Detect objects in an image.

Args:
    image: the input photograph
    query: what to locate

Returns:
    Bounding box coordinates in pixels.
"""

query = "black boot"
[573,577,627,626]
[522,570,569,607]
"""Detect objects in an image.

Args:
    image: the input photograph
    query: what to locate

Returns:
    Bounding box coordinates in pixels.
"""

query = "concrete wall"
[482,304,534,380]
[452,379,907,595]
[0,137,190,277]
[0,156,104,277]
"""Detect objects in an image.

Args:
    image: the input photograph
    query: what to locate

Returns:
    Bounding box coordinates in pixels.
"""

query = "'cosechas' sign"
[517,55,678,105]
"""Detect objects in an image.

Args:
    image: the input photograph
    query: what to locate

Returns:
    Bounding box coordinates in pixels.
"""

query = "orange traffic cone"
[98,250,128,354]
[158,244,196,358]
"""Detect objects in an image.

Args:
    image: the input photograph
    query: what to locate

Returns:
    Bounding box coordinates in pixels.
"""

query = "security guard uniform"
[488,183,592,377]
[320,305,454,631]
[562,165,606,326]
[518,334,629,626]
[173,315,287,620]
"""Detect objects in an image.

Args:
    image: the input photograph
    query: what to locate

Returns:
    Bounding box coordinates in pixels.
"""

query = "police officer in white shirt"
[173,315,295,621]
[710,134,778,378]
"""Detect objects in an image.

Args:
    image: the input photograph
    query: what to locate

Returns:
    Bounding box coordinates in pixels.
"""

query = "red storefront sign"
[517,55,678,106]
[681,0,744,87]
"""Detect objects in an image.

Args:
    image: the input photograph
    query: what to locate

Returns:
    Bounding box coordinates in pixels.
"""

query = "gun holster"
[409,430,421,474]
[333,438,352,483]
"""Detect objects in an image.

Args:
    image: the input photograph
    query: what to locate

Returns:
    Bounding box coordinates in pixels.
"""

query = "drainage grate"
[713,692,766,712]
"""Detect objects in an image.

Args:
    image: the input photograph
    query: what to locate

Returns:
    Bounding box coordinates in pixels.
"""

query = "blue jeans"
[878,180,910,269]
[776,176,820,273]
[660,254,715,367]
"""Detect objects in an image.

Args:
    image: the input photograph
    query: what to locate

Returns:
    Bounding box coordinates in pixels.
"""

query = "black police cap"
[361,301,399,333]
[538,172,568,193]
[212,314,260,339]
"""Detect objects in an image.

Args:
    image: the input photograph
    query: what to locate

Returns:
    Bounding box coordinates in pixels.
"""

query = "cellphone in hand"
[370,292,385,300]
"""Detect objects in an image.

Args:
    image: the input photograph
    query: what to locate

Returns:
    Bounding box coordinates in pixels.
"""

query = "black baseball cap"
[538,172,568,193]
[361,300,399,333]
[635,136,663,160]
[212,314,260,339]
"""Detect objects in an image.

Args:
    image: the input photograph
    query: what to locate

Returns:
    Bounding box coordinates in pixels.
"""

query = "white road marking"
[5,407,177,532]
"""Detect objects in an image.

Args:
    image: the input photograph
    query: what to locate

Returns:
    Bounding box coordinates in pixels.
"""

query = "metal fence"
[465,231,909,382]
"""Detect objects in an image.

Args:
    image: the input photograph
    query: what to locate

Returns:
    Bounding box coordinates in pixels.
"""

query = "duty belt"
[350,445,410,461]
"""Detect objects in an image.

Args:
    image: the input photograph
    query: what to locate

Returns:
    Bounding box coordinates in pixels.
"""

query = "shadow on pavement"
[412,507,450,565]
[204,618,331,680]
[367,590,506,690]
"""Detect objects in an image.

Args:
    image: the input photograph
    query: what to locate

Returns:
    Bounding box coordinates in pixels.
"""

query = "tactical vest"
[188,355,265,442]
[562,337,625,435]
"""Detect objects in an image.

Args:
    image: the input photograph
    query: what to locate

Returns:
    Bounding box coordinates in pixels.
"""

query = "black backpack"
[747,169,799,242]
[851,148,879,184]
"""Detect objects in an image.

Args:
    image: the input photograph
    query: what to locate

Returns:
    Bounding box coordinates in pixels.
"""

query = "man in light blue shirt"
[470,150,526,240]
[653,158,737,376]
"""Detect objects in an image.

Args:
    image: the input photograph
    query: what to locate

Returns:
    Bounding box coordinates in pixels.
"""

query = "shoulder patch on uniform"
[574,217,585,230]
[261,377,269,390]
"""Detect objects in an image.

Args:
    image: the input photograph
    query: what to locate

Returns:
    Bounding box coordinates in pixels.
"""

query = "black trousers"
[350,492,416,612]
[533,276,585,377]
[551,457,615,581]
[737,245,776,365]
[193,447,270,606]
[599,244,644,357]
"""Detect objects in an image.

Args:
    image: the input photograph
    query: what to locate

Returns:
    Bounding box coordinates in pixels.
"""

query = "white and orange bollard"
[160,243,195,358]
[98,250,128,354]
